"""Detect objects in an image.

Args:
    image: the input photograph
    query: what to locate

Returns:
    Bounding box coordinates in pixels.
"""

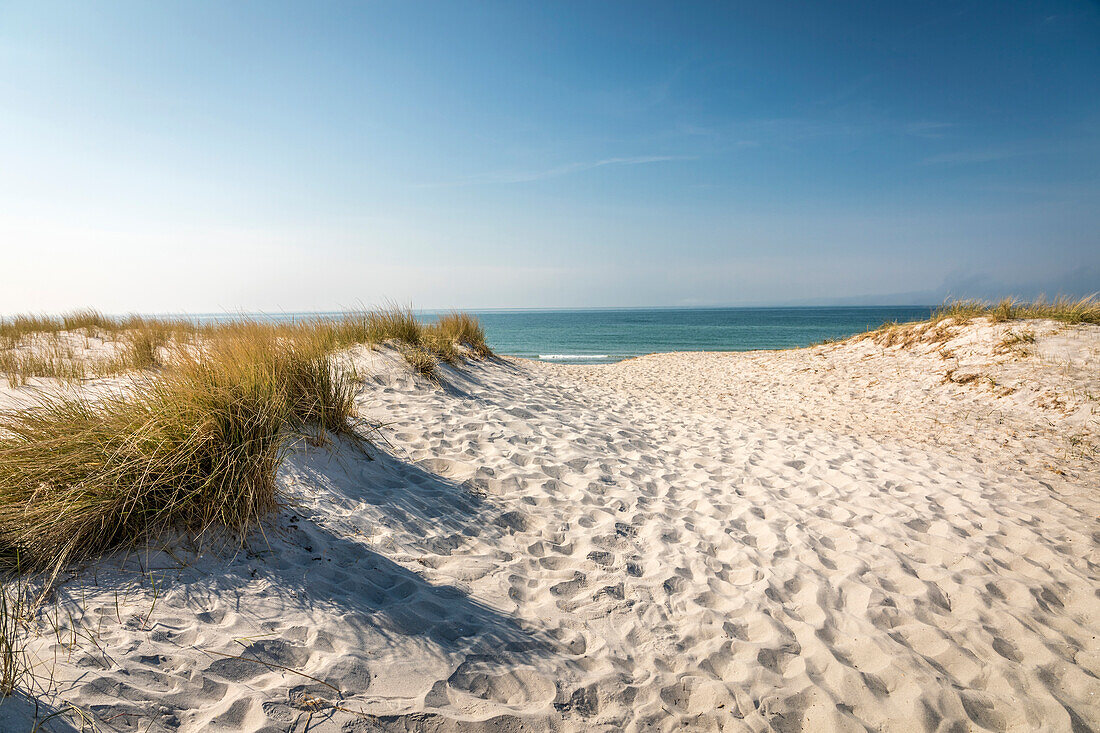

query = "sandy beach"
[4,1,1098,728]
[2,317,1098,732]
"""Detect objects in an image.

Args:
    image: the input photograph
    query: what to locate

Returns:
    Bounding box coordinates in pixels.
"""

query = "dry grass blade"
[0,575,29,697]
[202,648,340,692]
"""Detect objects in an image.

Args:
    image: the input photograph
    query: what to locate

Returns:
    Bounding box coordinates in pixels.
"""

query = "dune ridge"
[1,318,1098,731]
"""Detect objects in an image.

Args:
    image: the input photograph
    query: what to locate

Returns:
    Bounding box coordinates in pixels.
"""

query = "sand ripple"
[6,332,1100,732]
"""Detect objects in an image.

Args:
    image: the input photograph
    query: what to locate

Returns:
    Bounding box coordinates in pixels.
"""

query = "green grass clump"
[428,311,492,358]
[0,328,359,574]
[358,306,424,346]
[0,306,491,386]
[0,307,490,577]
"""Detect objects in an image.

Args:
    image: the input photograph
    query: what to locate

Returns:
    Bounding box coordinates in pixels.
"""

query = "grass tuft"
[401,345,439,378]
[429,312,492,357]
[61,309,112,333]
[0,315,61,344]
[0,308,487,573]
[933,295,1100,325]
[0,328,363,574]
[856,295,1099,349]
[0,347,88,388]
[359,305,424,346]
[994,330,1036,356]
[0,371,282,573]
[1,306,490,384]
[124,326,169,370]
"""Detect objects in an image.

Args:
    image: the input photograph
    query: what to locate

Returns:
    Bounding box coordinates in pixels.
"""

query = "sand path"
[4,333,1099,731]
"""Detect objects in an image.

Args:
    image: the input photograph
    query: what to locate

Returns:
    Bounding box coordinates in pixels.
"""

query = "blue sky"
[1,1,1098,312]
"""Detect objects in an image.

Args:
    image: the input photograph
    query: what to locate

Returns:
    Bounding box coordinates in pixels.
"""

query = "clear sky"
[1,1,1098,313]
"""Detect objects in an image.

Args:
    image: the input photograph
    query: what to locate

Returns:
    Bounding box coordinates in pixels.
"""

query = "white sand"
[2,319,1099,731]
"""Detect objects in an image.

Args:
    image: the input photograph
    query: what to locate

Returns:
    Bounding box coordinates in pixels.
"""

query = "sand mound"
[3,329,1098,731]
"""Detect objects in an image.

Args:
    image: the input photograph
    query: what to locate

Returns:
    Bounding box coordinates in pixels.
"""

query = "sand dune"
[3,321,1099,731]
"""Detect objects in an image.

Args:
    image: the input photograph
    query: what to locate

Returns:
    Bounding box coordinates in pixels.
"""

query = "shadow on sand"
[28,437,562,731]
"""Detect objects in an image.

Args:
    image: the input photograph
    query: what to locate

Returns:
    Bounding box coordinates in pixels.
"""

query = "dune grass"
[0,327,363,574]
[994,330,1036,356]
[429,311,492,358]
[306,306,492,371]
[0,307,489,575]
[0,315,66,345]
[0,349,88,388]
[0,310,197,345]
[0,333,172,387]
[0,351,283,573]
[360,305,425,346]
[61,309,114,333]
[932,295,1100,325]
[857,296,1099,348]
[0,306,490,711]
[400,345,439,377]
[1,306,492,385]
[0,310,192,386]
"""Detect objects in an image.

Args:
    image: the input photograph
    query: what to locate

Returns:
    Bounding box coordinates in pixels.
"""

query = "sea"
[191,306,934,365]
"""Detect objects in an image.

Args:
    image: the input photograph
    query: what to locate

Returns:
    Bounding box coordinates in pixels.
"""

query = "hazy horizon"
[2,1,1098,314]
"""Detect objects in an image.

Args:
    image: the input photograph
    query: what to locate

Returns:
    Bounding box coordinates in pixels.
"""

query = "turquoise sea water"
[193,306,934,364]
[466,307,934,363]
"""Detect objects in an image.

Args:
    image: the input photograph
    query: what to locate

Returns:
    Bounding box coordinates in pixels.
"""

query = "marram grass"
[400,344,439,377]
[0,308,490,574]
[857,295,1099,348]
[431,311,492,358]
[0,306,492,385]
[0,340,288,573]
[932,295,1100,325]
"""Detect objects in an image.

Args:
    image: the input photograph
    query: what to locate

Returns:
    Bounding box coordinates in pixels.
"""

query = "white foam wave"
[538,354,611,361]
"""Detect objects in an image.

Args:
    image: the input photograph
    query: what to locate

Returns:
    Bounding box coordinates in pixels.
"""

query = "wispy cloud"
[920,147,1043,166]
[423,155,696,186]
[666,116,956,151]
[495,155,695,183]
[918,134,1100,166]
[903,121,954,139]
